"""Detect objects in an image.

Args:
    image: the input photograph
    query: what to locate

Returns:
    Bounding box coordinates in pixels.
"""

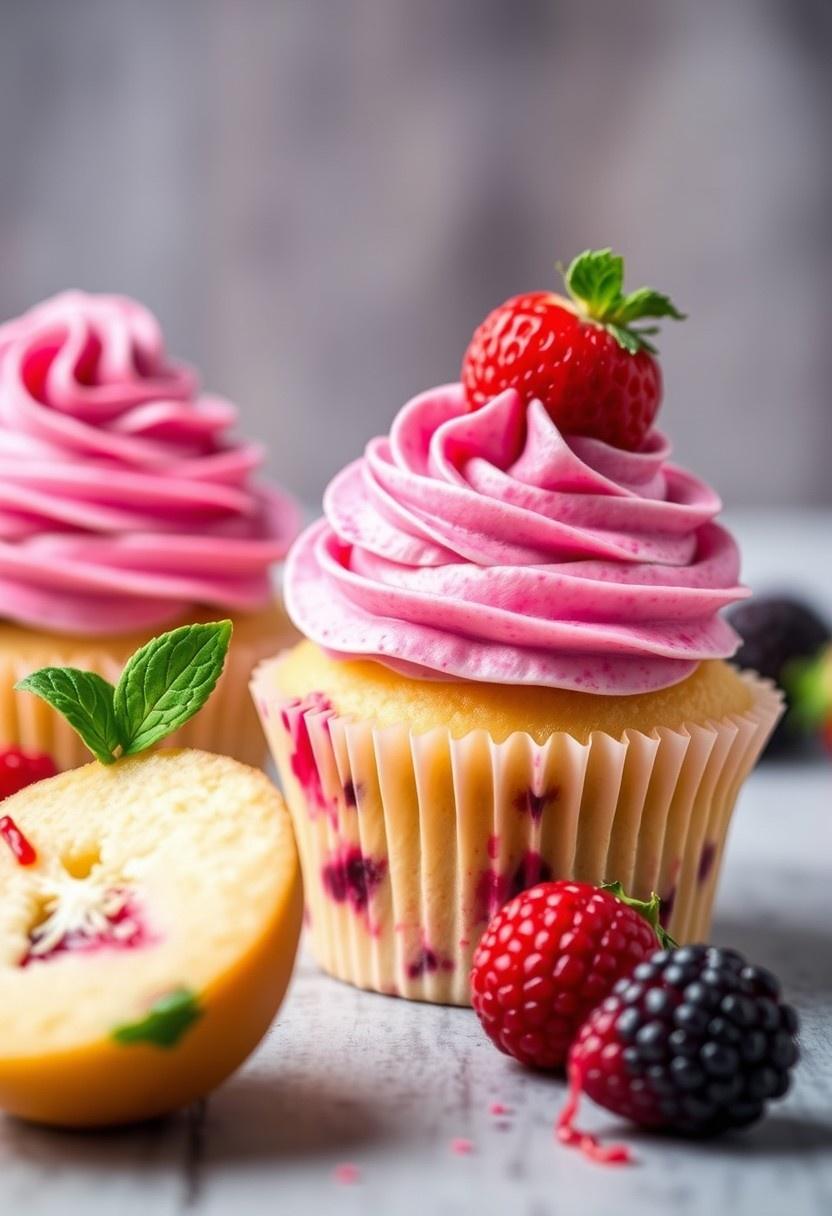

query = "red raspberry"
[0,746,57,800]
[470,881,667,1070]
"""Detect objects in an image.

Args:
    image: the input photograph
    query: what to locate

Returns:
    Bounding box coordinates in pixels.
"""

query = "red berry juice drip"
[0,815,37,866]
[556,1066,633,1166]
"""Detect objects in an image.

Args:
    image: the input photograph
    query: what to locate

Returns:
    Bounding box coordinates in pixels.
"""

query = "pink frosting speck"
[450,1138,474,1156]
[333,1163,361,1185]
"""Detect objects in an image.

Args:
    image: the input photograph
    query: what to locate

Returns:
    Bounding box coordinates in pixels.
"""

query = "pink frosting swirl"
[0,292,299,634]
[287,384,746,694]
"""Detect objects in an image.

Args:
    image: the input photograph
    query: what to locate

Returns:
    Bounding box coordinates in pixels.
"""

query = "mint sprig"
[112,987,202,1049]
[114,619,233,755]
[562,248,685,355]
[15,620,232,764]
[15,669,122,765]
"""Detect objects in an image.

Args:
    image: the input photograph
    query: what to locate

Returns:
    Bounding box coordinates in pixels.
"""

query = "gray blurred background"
[0,0,830,507]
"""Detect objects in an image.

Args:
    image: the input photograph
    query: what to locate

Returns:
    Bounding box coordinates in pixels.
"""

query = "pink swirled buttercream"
[0,291,299,634]
[286,384,746,694]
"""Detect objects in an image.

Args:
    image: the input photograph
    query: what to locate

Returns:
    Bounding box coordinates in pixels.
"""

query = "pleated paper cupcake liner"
[1,617,294,772]
[252,665,782,1006]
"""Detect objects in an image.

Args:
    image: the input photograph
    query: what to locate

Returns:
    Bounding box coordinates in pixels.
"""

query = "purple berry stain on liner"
[514,785,560,822]
[507,852,552,901]
[280,692,333,813]
[407,946,455,980]
[698,840,717,883]
[322,847,387,913]
[474,851,553,924]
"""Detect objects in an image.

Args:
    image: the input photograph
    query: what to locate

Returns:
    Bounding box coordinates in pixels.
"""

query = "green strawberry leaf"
[564,248,624,318]
[562,247,685,354]
[605,323,643,356]
[114,620,232,755]
[112,988,202,1049]
[610,287,686,327]
[15,669,121,765]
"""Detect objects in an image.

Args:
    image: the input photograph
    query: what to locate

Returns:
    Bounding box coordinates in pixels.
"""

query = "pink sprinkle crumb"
[333,1163,361,1185]
[489,1102,511,1117]
[450,1138,474,1156]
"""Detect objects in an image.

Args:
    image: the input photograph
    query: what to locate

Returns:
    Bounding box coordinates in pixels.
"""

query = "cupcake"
[0,291,299,769]
[253,249,781,1005]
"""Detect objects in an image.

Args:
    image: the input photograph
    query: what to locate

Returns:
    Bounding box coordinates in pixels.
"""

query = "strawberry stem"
[562,248,685,355]
[601,880,678,950]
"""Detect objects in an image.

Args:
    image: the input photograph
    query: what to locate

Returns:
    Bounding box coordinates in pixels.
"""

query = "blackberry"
[727,596,830,755]
[564,944,799,1139]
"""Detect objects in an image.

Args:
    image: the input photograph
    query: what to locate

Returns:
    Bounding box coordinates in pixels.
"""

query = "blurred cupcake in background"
[0,291,299,769]
[253,250,782,1004]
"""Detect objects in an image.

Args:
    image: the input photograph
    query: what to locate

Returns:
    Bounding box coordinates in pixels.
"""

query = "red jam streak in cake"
[0,815,37,866]
[22,889,152,967]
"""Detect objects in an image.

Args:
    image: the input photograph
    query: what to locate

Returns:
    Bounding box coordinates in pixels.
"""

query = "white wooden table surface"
[1,510,830,1216]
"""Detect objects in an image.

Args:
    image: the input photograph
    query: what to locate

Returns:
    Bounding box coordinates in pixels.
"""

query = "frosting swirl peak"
[0,292,298,634]
[287,384,745,694]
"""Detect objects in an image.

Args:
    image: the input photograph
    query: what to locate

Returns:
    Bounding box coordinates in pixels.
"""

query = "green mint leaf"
[114,620,232,755]
[609,287,686,327]
[15,669,120,765]
[564,248,624,318]
[112,988,202,1049]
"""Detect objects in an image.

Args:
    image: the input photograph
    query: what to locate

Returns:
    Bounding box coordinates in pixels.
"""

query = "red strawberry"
[470,880,671,1070]
[461,248,685,450]
[0,746,57,801]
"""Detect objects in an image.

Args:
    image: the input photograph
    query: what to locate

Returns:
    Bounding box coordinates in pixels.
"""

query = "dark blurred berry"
[728,596,830,756]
